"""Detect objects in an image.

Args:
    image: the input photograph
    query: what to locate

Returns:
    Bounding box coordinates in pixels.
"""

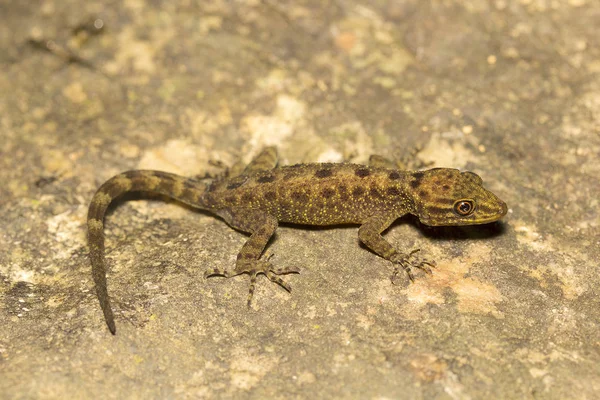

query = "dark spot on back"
[264,191,277,201]
[338,184,349,201]
[418,190,430,200]
[369,187,383,199]
[410,172,424,189]
[355,168,371,178]
[322,188,335,198]
[388,171,401,180]
[315,169,333,178]
[241,193,254,202]
[386,187,401,196]
[352,187,365,196]
[291,191,309,202]
[442,185,450,191]
[257,175,276,183]
[225,194,237,203]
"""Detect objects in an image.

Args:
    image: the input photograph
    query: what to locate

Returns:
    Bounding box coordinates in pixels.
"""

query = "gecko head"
[412,168,508,226]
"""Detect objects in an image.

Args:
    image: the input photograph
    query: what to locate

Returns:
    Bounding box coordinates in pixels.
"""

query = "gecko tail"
[87,170,209,334]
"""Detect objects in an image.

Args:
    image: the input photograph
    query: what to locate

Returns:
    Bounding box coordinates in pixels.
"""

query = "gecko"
[88,147,508,334]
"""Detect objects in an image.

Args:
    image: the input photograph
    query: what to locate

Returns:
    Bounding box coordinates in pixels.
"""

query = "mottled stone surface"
[1,1,599,398]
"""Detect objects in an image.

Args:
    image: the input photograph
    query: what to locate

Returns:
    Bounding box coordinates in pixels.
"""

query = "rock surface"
[1,1,599,398]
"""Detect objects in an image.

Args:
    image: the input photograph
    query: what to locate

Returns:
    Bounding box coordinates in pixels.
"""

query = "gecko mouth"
[467,201,508,225]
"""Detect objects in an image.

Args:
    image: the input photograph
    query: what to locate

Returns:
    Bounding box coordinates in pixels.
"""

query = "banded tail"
[87,170,208,334]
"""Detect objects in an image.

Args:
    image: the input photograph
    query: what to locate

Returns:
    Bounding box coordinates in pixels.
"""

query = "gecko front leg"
[204,208,299,305]
[358,214,435,283]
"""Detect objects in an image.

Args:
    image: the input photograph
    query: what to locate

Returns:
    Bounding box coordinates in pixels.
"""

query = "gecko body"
[88,147,507,334]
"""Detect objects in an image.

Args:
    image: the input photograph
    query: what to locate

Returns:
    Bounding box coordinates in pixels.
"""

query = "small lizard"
[88,147,507,334]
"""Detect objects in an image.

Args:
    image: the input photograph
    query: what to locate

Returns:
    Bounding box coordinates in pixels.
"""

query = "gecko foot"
[390,249,436,284]
[204,257,300,306]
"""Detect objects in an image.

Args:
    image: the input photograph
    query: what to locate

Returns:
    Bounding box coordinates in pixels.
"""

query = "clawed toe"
[246,262,300,305]
[390,249,436,284]
[204,267,239,279]
[203,267,224,279]
[418,260,436,275]
[265,272,293,292]
[391,266,414,284]
[273,266,301,275]
[206,258,300,306]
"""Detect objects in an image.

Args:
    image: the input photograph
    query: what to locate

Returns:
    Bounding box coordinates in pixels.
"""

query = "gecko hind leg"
[204,208,299,305]
[208,147,279,180]
[242,146,279,174]
[204,257,300,306]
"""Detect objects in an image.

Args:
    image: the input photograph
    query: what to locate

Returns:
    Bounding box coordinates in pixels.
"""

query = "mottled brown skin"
[88,147,508,334]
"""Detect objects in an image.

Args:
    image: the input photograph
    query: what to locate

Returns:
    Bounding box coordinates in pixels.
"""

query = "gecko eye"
[453,199,475,216]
